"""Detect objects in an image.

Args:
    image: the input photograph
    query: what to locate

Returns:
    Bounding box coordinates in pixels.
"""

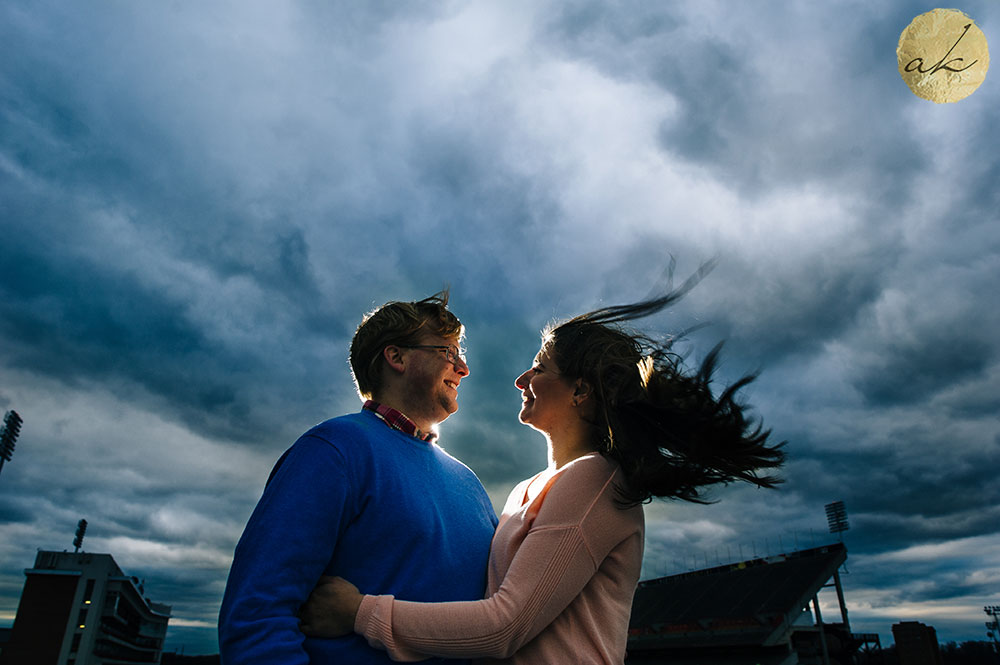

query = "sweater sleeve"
[219,435,354,665]
[354,459,634,661]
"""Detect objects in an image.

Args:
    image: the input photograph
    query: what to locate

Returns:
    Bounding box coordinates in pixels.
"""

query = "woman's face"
[514,345,579,434]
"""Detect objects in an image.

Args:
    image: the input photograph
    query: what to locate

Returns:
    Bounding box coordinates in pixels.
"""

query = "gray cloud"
[2,0,999,655]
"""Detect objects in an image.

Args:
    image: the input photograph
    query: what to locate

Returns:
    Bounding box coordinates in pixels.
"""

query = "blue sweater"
[219,410,498,664]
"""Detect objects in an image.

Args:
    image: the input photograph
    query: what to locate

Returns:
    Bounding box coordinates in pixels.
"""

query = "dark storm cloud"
[542,2,934,201]
[842,267,1000,407]
[703,254,890,364]
[528,1,948,376]
[2,242,220,381]
[0,496,34,526]
[2,0,999,654]
[853,329,993,405]
[0,215,336,446]
[0,2,366,445]
[788,440,1000,544]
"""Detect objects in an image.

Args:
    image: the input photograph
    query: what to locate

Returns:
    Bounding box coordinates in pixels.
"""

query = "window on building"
[77,608,88,629]
[70,633,82,653]
[83,578,95,604]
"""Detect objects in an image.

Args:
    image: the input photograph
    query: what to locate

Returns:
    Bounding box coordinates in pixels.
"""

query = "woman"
[299,279,786,664]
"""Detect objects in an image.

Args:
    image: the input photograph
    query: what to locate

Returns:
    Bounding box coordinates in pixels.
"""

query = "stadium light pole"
[0,410,23,479]
[825,500,849,541]
[986,605,1000,652]
[74,519,88,553]
[823,501,852,635]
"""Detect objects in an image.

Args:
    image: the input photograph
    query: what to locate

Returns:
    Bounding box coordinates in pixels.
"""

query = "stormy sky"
[1,0,998,655]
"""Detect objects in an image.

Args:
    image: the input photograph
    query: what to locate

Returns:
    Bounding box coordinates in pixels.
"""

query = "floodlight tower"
[986,605,1000,652]
[821,501,852,637]
[825,500,849,541]
[74,519,88,553]
[0,410,23,478]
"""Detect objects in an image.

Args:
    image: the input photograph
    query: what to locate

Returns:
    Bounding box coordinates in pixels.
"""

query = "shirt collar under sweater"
[362,400,438,443]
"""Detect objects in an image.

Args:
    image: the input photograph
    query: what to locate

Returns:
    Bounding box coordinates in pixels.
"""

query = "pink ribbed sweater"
[354,452,645,664]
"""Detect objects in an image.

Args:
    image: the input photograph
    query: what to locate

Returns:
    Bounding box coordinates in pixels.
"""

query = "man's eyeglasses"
[399,344,467,366]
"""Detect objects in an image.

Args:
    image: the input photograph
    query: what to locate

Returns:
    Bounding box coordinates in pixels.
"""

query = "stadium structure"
[627,542,880,665]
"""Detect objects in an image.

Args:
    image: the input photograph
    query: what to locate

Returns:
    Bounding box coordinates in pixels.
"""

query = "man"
[219,292,498,664]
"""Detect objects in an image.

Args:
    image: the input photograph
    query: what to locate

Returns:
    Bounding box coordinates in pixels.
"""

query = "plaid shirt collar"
[363,400,438,443]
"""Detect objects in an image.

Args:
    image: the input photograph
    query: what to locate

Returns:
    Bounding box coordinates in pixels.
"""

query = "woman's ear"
[573,379,593,404]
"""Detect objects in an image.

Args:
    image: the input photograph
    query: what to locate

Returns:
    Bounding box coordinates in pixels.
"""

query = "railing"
[92,637,160,663]
[99,617,163,650]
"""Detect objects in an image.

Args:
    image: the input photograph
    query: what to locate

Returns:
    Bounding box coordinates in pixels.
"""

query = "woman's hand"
[299,576,364,638]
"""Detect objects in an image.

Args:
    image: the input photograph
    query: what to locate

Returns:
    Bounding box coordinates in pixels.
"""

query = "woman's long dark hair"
[545,261,785,505]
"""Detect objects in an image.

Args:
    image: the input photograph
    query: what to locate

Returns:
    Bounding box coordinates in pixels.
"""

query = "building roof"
[629,542,847,650]
[27,550,172,618]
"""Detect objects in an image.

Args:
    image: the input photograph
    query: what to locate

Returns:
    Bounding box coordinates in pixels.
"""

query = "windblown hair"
[350,290,463,399]
[544,263,785,505]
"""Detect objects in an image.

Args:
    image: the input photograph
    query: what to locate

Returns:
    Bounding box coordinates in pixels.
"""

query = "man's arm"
[219,435,353,665]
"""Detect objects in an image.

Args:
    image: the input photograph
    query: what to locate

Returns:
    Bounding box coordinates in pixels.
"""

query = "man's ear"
[382,346,407,375]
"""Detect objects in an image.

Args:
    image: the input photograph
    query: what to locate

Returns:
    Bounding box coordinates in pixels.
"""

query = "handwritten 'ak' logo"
[897,8,989,103]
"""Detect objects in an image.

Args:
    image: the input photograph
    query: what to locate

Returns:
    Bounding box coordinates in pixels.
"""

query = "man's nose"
[514,370,531,390]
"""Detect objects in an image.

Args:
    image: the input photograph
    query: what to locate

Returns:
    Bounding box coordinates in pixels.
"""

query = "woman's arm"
[359,523,601,660]
[299,524,601,660]
[314,458,640,661]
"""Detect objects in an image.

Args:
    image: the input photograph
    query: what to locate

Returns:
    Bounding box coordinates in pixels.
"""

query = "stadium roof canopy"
[629,542,848,655]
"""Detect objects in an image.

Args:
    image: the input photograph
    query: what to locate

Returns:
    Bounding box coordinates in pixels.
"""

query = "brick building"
[0,551,170,665]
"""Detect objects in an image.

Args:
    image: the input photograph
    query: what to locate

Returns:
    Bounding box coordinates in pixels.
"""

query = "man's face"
[397,334,470,431]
